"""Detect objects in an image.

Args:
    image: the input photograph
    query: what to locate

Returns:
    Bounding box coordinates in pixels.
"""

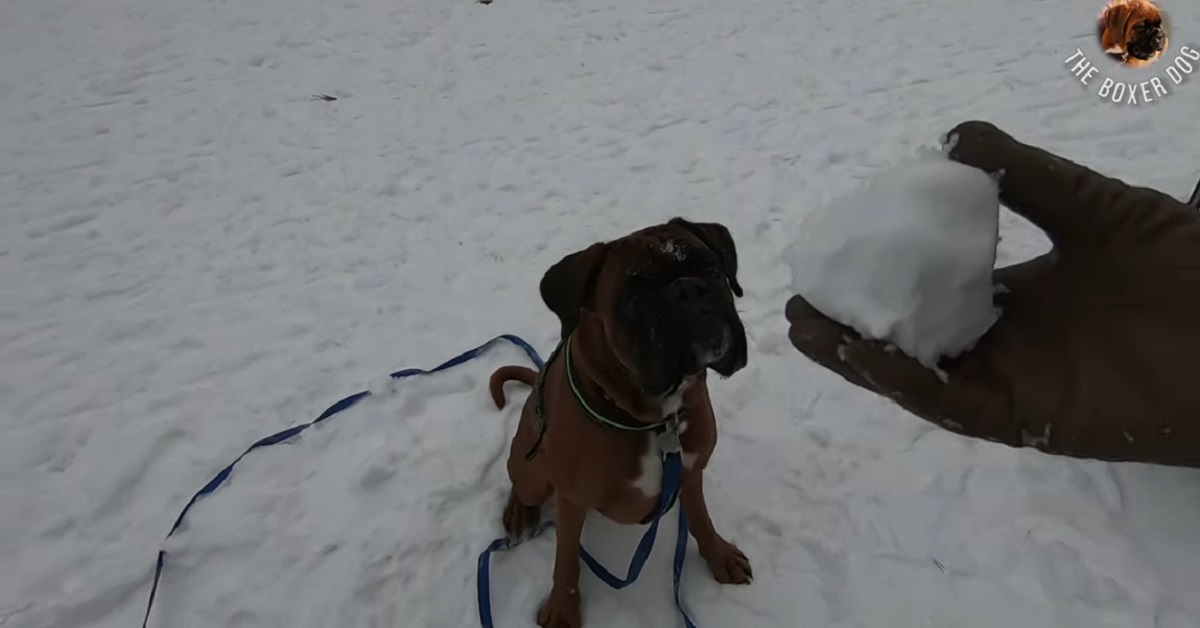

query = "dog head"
[1104,0,1167,61]
[539,218,748,398]
[1126,11,1166,60]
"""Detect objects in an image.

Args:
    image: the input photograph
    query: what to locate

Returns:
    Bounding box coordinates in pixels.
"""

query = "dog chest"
[630,420,698,499]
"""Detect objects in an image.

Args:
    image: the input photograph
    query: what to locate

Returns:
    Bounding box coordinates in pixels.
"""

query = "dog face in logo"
[1099,0,1169,67]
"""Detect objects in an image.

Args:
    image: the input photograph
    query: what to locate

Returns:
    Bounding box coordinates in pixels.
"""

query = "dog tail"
[489,366,538,409]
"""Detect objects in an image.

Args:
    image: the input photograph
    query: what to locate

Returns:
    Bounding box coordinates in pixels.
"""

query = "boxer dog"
[1099,0,1169,68]
[489,218,752,627]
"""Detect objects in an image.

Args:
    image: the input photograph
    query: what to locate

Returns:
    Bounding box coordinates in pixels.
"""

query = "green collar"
[524,334,683,461]
[562,334,680,433]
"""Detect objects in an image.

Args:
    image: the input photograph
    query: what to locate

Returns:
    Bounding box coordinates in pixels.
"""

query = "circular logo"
[1098,0,1171,67]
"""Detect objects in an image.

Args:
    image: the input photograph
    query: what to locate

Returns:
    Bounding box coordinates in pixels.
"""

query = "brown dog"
[1099,0,1169,68]
[489,218,752,627]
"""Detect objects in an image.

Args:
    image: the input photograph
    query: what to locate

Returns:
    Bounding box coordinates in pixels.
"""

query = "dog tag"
[657,418,682,455]
[657,430,681,455]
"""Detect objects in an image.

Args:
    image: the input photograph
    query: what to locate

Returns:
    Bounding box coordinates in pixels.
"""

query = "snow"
[3,0,1200,626]
[783,150,1001,368]
[660,239,688,262]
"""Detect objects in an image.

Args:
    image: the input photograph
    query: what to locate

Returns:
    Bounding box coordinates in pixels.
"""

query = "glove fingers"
[946,120,1187,250]
[787,294,1013,444]
[785,295,874,391]
[840,341,948,416]
[945,121,1090,246]
[787,294,953,410]
[784,293,831,323]
[993,250,1057,284]
[841,340,1016,444]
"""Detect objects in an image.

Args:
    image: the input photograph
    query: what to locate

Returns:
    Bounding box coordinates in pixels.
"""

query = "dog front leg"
[679,470,752,584]
[538,493,586,628]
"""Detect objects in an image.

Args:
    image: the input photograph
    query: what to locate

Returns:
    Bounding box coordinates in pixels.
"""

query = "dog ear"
[668,217,744,297]
[540,242,610,340]
[1102,5,1131,51]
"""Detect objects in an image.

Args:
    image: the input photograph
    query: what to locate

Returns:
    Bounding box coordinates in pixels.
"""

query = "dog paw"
[537,586,582,628]
[701,539,753,585]
[502,491,542,539]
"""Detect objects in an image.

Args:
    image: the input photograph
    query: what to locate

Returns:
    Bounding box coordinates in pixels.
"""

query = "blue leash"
[140,333,695,628]
[476,441,697,628]
[141,334,542,628]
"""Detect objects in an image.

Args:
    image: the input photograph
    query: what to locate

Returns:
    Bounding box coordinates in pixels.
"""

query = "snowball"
[784,149,1001,368]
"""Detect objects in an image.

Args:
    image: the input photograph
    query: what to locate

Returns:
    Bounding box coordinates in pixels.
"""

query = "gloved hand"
[786,120,1200,468]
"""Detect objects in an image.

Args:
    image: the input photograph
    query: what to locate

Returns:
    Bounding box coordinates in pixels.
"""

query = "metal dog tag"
[657,418,682,455]
[657,430,681,455]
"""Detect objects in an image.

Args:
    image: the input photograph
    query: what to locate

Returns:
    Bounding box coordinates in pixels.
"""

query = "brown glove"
[786,120,1200,468]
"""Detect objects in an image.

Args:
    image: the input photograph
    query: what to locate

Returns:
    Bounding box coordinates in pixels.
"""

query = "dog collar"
[523,336,683,462]
[562,334,682,434]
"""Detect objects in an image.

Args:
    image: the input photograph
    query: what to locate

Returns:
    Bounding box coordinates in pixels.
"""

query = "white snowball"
[784,149,1002,368]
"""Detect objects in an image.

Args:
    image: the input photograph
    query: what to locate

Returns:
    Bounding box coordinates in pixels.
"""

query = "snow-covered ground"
[3,0,1200,625]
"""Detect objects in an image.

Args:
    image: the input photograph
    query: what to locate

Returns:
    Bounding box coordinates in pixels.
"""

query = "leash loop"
[137,330,698,628]
[141,335,544,628]
[478,431,697,628]
[480,332,696,626]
